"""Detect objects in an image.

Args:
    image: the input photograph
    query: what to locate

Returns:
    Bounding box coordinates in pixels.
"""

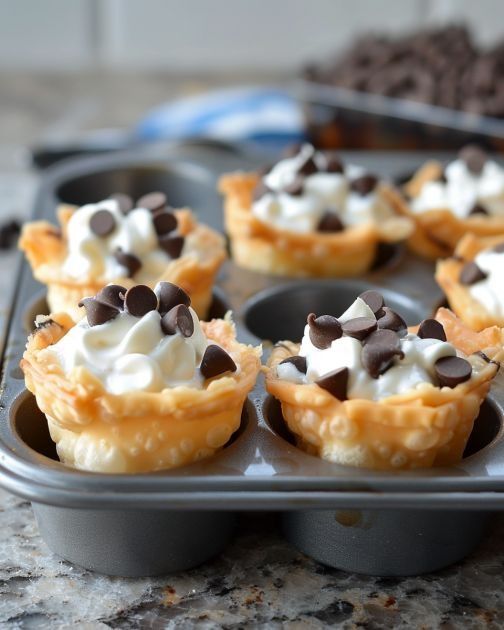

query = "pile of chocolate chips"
[280,290,473,400]
[304,25,504,118]
[253,146,379,233]
[87,192,184,278]
[78,282,236,380]
[459,241,504,285]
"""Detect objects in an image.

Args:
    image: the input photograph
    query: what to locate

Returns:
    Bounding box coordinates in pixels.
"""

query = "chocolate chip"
[315,367,349,400]
[156,281,191,315]
[361,329,404,378]
[307,313,343,349]
[359,290,385,317]
[350,174,378,196]
[124,285,158,318]
[317,211,344,233]
[342,317,377,341]
[438,171,448,184]
[459,145,487,175]
[78,297,119,327]
[459,261,487,285]
[377,307,407,335]
[96,284,126,309]
[109,193,133,214]
[469,203,488,216]
[159,235,185,258]
[279,355,307,373]
[493,242,504,253]
[417,318,447,341]
[252,181,270,201]
[161,304,194,337]
[283,175,305,196]
[200,344,237,379]
[321,153,344,173]
[0,219,21,249]
[371,242,397,271]
[137,192,167,213]
[435,355,472,388]
[114,249,142,277]
[297,155,318,176]
[89,209,116,237]
[153,211,178,236]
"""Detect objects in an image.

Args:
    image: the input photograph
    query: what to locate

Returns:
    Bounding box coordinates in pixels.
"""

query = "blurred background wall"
[0,0,502,72]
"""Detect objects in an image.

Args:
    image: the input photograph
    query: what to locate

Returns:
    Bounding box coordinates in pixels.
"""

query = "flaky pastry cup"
[21,313,261,473]
[218,173,412,277]
[436,233,504,330]
[266,315,502,470]
[388,161,504,260]
[19,205,226,321]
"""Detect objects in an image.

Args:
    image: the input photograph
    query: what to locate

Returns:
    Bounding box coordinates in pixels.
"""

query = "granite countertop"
[1,71,504,628]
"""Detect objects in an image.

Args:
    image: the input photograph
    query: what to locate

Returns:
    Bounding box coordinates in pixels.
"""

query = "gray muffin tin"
[2,143,504,578]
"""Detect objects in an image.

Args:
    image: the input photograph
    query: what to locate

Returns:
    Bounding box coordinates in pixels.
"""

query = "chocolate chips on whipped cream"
[277,290,476,400]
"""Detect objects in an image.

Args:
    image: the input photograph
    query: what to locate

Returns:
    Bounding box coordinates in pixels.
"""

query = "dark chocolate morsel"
[417,318,447,341]
[279,355,307,374]
[124,285,158,318]
[315,367,349,400]
[200,344,237,379]
[297,155,318,176]
[137,191,167,213]
[350,174,378,196]
[159,235,185,259]
[283,175,305,196]
[307,313,343,349]
[458,145,487,176]
[156,281,191,315]
[469,203,488,216]
[252,181,271,201]
[459,261,487,285]
[96,284,126,309]
[321,153,344,173]
[114,249,142,277]
[377,307,407,335]
[359,290,385,317]
[78,297,119,327]
[371,242,397,271]
[89,209,116,237]
[153,211,178,236]
[342,317,377,341]
[435,355,472,388]
[317,211,344,233]
[161,304,194,337]
[109,193,133,214]
[493,242,504,253]
[361,329,404,379]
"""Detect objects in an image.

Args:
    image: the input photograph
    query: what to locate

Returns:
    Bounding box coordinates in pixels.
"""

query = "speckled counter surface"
[1,490,504,629]
[2,72,504,629]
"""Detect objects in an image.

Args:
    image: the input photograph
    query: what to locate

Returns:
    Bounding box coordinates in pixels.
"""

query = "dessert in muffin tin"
[21,281,261,473]
[266,290,502,470]
[219,143,413,277]
[19,192,226,321]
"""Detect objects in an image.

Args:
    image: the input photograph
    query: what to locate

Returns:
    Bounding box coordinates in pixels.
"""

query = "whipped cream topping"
[276,297,476,400]
[61,198,185,283]
[468,248,504,318]
[411,158,504,218]
[252,144,395,233]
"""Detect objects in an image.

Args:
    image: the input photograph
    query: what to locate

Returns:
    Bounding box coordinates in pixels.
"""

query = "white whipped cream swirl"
[411,158,504,218]
[468,248,504,318]
[252,144,395,233]
[277,297,475,400]
[61,198,185,283]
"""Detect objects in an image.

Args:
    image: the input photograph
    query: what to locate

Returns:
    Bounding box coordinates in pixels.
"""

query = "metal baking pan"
[294,79,504,151]
[2,145,504,577]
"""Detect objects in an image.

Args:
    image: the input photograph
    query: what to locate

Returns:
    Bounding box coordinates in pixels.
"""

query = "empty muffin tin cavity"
[243,280,426,343]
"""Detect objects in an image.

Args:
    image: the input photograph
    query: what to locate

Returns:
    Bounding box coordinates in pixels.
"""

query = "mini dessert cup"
[219,145,412,277]
[21,283,261,473]
[436,233,504,330]
[266,293,501,470]
[19,194,226,321]
[392,145,504,259]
